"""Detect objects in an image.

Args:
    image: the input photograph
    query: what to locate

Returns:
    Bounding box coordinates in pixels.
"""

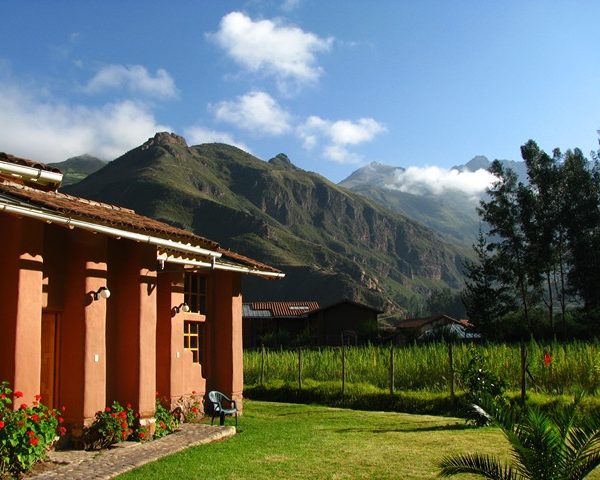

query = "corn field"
[244,340,600,395]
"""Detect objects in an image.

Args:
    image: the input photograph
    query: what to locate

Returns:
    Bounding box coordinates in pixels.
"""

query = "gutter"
[157,253,285,279]
[0,201,222,259]
[0,160,63,187]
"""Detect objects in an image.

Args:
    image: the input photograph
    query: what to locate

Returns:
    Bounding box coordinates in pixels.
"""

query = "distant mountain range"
[61,132,468,313]
[339,156,527,247]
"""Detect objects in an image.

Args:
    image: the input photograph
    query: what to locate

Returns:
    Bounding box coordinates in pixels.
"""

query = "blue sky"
[1,0,599,184]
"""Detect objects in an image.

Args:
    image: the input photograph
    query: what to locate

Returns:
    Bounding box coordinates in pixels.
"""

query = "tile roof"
[246,301,320,318]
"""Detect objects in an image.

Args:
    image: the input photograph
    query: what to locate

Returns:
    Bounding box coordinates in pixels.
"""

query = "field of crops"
[244,340,600,395]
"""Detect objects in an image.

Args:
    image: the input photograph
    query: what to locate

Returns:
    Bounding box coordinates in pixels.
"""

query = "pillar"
[0,215,44,405]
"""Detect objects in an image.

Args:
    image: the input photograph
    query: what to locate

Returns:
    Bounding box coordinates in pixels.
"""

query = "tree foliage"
[464,140,600,338]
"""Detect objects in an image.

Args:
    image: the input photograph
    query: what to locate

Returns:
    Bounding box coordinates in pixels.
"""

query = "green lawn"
[117,401,600,479]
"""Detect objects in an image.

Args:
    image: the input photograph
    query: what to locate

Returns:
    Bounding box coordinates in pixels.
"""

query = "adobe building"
[0,152,283,438]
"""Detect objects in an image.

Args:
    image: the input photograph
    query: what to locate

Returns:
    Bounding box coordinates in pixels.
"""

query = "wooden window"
[184,273,207,314]
[184,321,202,363]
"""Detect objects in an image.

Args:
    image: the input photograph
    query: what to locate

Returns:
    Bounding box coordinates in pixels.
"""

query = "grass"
[113,400,543,480]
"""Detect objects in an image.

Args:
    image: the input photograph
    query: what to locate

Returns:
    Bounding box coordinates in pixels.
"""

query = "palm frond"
[439,453,517,479]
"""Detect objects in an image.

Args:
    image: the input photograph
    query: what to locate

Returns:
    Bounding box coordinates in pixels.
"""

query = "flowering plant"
[0,381,66,475]
[84,400,135,450]
[153,398,180,439]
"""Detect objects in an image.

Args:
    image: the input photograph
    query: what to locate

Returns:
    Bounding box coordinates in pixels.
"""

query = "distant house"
[0,152,282,441]
[242,300,382,348]
[387,314,476,344]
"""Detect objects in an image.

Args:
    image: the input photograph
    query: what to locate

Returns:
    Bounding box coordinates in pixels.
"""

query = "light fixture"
[173,302,190,314]
[92,287,111,301]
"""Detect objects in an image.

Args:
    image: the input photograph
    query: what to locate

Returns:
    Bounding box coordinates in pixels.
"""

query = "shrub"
[84,401,136,450]
[154,399,179,439]
[459,346,506,425]
[0,381,66,476]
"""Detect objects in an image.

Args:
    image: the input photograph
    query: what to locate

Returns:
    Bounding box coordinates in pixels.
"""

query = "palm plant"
[439,397,600,479]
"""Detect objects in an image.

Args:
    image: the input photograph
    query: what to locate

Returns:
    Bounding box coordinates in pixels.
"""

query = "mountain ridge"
[63,132,467,314]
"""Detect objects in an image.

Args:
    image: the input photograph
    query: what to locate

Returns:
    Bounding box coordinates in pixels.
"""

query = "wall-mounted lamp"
[173,302,190,314]
[92,287,111,301]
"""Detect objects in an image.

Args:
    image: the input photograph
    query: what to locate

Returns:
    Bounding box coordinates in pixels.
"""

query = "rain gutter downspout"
[0,201,222,258]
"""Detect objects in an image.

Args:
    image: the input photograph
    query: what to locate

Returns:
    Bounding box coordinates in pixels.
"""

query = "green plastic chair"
[207,391,238,427]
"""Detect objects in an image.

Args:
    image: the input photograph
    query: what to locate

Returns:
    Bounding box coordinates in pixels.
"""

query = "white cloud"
[208,11,333,93]
[84,64,178,98]
[211,91,291,135]
[298,115,387,164]
[385,166,498,198]
[183,126,251,152]
[0,81,170,162]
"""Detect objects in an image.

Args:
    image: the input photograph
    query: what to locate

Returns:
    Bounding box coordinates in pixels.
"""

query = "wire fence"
[244,340,600,397]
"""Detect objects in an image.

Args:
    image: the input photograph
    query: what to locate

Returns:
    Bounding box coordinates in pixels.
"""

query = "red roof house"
[0,152,282,440]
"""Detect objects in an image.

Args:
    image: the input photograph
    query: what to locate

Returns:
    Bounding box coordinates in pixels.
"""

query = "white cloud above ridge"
[0,80,170,162]
[208,11,333,93]
[84,64,178,98]
[184,126,250,152]
[385,165,498,198]
[298,115,387,164]
[211,91,291,135]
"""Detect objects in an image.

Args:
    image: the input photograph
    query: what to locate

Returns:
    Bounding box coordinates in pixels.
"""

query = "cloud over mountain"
[385,166,497,198]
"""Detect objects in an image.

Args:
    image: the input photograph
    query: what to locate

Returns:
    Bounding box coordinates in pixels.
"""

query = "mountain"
[339,162,482,247]
[48,154,107,186]
[63,132,467,313]
[453,155,528,180]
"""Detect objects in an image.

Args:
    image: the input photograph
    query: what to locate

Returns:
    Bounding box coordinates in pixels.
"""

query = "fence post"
[298,347,302,391]
[448,342,455,405]
[389,342,395,395]
[341,342,346,397]
[520,342,527,404]
[260,344,265,385]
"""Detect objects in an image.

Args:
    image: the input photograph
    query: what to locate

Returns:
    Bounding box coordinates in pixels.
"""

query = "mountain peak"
[142,132,188,150]
[268,153,299,170]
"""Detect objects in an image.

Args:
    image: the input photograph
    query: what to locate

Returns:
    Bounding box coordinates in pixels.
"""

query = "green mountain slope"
[63,132,466,313]
[49,154,107,186]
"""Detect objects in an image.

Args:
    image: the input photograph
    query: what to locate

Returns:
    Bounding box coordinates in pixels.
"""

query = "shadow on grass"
[332,423,474,434]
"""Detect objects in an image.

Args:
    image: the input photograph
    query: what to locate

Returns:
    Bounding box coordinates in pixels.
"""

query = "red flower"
[191,407,199,413]
[126,403,132,409]
[26,430,35,437]
[29,437,39,446]
[0,420,4,429]
[31,414,40,423]
[34,394,42,402]
[121,422,128,429]
[139,432,145,439]
[20,403,28,410]
[14,391,23,398]
[111,413,117,418]
[104,407,111,413]
[58,417,64,424]
[544,352,552,366]
[159,421,166,429]
[0,393,6,399]
[119,411,127,419]
[61,405,67,412]
[58,426,67,437]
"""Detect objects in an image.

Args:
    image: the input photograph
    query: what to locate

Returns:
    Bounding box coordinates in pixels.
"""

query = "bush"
[154,399,179,439]
[0,381,66,476]
[84,401,136,450]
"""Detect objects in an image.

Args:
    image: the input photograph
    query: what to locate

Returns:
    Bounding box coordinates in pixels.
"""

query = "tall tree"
[462,229,513,338]
[478,161,537,332]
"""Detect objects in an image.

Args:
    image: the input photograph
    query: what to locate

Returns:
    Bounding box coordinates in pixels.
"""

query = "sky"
[1,1,599,187]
